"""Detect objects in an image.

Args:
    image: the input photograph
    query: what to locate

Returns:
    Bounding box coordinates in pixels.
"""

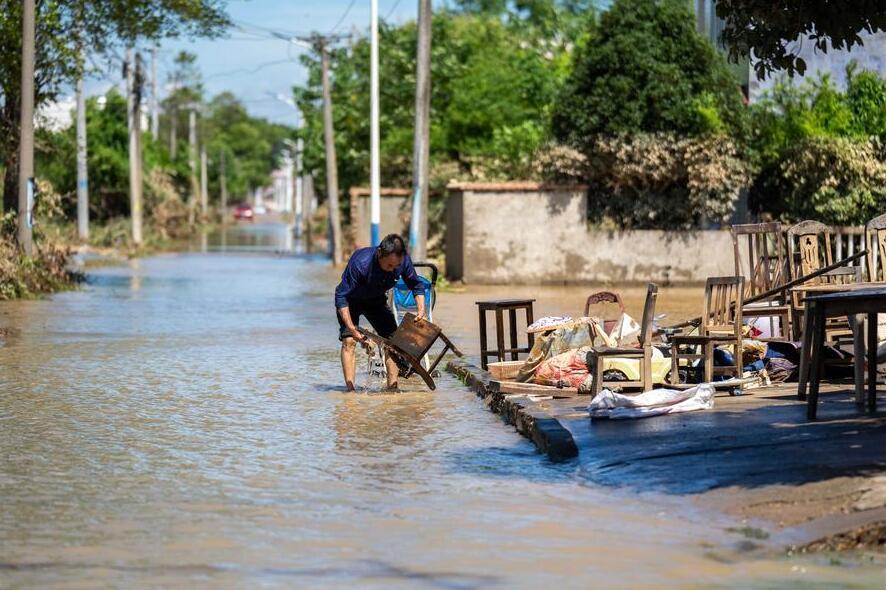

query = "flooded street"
[1,224,882,588]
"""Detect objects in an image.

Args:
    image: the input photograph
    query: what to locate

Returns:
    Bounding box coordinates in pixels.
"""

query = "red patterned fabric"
[534,349,589,387]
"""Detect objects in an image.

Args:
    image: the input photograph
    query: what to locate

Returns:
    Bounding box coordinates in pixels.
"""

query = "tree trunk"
[2,98,21,217]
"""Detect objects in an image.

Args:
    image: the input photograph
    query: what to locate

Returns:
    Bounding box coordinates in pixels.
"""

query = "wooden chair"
[786,220,834,339]
[730,222,791,339]
[866,213,886,283]
[670,276,744,384]
[584,291,626,334]
[586,283,657,396]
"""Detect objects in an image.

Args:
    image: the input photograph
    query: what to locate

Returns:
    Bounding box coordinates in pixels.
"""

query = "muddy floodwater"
[1,224,882,589]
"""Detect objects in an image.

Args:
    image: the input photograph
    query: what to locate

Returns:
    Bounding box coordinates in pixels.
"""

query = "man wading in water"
[335,234,426,391]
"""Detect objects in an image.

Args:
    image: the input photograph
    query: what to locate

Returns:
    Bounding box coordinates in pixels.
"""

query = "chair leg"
[508,308,518,361]
[591,353,604,397]
[704,343,714,384]
[867,312,878,414]
[525,305,535,350]
[671,344,680,385]
[642,347,652,391]
[494,308,505,363]
[479,309,488,370]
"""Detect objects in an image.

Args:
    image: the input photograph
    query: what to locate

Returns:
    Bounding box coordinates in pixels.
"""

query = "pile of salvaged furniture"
[477,214,886,420]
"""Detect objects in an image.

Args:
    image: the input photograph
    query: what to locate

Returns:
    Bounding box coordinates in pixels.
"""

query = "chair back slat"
[701,276,744,338]
[865,214,886,282]
[731,222,786,298]
[787,220,834,284]
[638,283,658,346]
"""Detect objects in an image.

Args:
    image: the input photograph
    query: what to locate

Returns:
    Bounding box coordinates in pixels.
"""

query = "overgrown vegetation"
[0,183,81,300]
[748,67,886,225]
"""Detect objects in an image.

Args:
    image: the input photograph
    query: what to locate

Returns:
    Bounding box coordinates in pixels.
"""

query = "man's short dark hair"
[377,234,407,257]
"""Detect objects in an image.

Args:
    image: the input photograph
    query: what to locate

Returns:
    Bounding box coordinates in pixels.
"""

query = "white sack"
[588,383,715,420]
[608,312,641,346]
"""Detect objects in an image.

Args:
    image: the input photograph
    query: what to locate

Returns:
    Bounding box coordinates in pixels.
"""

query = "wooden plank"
[489,380,579,396]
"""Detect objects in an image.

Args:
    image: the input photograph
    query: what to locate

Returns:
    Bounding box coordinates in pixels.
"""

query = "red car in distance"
[233,203,254,221]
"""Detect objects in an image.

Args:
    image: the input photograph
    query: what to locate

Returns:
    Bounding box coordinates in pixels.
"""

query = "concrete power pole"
[126,49,144,246]
[304,172,314,253]
[200,145,208,218]
[219,149,228,222]
[76,62,89,241]
[150,46,159,139]
[318,38,343,265]
[169,97,177,158]
[370,0,381,247]
[17,0,35,255]
[188,108,198,224]
[295,137,304,239]
[409,0,432,261]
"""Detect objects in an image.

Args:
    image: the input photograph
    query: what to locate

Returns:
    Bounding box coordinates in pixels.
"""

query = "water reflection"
[198,222,304,254]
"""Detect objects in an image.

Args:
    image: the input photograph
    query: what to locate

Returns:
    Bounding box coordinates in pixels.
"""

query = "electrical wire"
[330,0,358,34]
[385,0,404,21]
[203,59,297,81]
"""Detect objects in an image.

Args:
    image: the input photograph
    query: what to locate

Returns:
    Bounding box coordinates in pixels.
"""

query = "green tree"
[748,66,886,223]
[0,0,230,217]
[294,8,577,205]
[551,0,746,151]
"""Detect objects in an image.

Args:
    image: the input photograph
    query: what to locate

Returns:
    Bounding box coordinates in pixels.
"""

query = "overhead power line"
[386,0,404,20]
[330,0,358,34]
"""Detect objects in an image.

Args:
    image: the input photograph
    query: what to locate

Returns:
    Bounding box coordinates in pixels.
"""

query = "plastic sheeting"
[587,384,715,420]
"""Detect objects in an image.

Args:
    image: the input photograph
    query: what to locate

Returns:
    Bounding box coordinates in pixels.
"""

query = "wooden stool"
[475,299,535,370]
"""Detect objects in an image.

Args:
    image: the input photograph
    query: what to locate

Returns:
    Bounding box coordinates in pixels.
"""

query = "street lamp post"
[370,0,381,246]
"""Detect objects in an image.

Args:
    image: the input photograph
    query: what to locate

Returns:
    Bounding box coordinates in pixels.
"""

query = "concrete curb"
[446,360,578,462]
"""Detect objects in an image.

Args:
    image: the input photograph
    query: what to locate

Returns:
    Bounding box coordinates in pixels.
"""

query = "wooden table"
[795,282,882,406]
[799,287,886,419]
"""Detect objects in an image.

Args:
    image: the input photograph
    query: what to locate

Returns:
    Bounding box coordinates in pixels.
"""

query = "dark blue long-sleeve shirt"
[334,247,424,309]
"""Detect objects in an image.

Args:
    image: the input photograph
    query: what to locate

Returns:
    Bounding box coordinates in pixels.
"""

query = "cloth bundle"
[587,384,715,420]
[516,318,612,383]
[533,347,591,388]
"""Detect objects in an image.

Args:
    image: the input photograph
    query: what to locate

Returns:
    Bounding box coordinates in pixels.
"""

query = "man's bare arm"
[338,306,365,341]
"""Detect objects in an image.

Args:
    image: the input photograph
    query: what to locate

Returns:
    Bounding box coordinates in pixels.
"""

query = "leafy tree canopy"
[551,0,745,151]
[294,7,582,196]
[715,0,886,78]
[1,0,230,214]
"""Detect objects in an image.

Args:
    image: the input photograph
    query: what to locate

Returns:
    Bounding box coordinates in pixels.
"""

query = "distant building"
[694,0,886,102]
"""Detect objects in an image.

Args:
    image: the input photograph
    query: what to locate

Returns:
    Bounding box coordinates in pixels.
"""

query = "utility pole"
[282,150,293,214]
[169,89,177,159]
[188,108,198,224]
[409,0,432,261]
[295,136,304,240]
[219,149,228,222]
[76,49,89,241]
[200,144,208,218]
[17,0,35,254]
[304,172,314,253]
[150,45,159,139]
[126,49,144,246]
[317,36,343,265]
[370,0,381,246]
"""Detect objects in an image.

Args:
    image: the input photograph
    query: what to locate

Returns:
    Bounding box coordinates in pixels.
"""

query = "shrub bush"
[580,133,749,229]
[752,136,886,225]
